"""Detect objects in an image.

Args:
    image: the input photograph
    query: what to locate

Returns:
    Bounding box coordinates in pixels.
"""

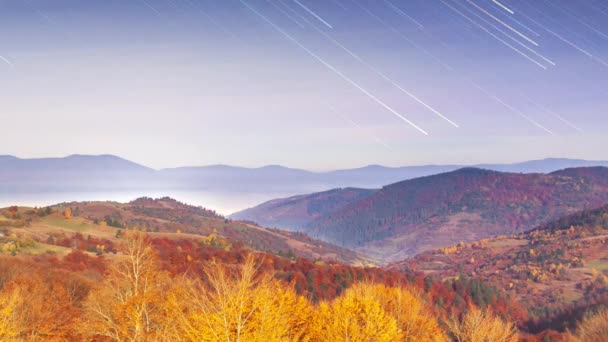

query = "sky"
[1,0,607,170]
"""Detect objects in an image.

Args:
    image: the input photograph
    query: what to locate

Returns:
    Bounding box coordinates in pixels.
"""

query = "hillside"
[0,222,534,341]
[392,204,608,333]
[300,167,608,262]
[230,188,376,229]
[0,195,601,339]
[0,197,371,265]
[0,200,536,340]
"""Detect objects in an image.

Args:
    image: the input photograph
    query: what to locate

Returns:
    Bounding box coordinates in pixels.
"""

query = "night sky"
[1,0,607,169]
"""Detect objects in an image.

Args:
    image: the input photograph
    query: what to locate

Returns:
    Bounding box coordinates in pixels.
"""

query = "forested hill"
[302,167,608,262]
[395,203,608,333]
[230,188,376,230]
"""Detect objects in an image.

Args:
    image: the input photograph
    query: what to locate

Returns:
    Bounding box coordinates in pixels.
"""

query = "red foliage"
[148,237,526,324]
[54,233,116,254]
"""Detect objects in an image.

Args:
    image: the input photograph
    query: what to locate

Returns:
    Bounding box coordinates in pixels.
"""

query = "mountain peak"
[451,167,498,174]
[259,164,289,170]
[66,154,124,160]
[550,166,608,178]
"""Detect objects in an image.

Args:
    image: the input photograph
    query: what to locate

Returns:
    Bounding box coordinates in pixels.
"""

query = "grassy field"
[41,216,93,233]
[0,241,71,256]
[487,238,529,248]
[586,259,608,271]
[561,284,582,304]
[21,242,71,255]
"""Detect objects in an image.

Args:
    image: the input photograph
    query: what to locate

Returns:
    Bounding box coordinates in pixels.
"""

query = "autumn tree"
[0,257,93,341]
[447,308,519,342]
[348,283,447,342]
[14,274,82,340]
[568,309,608,342]
[82,231,176,341]
[0,287,22,341]
[63,208,72,220]
[309,283,402,342]
[170,253,312,342]
[7,206,18,220]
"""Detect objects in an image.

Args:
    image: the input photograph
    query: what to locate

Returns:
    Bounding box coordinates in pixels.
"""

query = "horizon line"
[1,153,608,173]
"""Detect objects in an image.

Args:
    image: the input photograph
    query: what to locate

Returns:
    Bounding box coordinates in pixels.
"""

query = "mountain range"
[233,167,608,263]
[5,154,608,259]
[2,154,608,197]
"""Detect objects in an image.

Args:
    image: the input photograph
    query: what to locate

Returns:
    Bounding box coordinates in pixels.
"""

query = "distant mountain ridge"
[2,154,608,192]
[0,154,152,172]
[0,154,156,192]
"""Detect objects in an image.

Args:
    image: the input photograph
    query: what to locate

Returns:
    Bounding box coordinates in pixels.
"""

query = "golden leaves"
[0,287,22,341]
[171,254,313,342]
[309,283,446,342]
[569,309,608,342]
[309,287,401,342]
[69,232,521,341]
[447,308,518,342]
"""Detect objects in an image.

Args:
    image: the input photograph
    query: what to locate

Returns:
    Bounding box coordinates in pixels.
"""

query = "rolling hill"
[0,197,371,265]
[240,167,608,263]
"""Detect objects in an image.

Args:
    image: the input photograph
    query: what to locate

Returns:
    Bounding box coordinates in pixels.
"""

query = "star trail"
[0,0,606,168]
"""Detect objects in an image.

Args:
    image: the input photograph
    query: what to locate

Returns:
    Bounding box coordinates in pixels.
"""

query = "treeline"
[40,231,524,315]
[129,197,224,220]
[534,203,608,233]
[137,237,528,321]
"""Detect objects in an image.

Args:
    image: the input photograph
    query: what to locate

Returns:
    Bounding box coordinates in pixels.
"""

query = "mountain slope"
[392,204,608,332]
[302,167,608,262]
[230,188,376,229]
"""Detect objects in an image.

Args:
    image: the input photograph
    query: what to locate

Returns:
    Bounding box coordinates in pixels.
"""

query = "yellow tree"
[309,284,402,342]
[63,208,72,220]
[569,309,608,342]
[82,231,176,341]
[447,308,518,342]
[170,254,312,342]
[348,283,447,342]
[0,288,22,341]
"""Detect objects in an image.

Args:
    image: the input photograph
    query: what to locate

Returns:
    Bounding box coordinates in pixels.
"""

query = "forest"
[0,229,604,341]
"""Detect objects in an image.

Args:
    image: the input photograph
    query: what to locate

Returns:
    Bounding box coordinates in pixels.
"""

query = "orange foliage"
[63,208,72,220]
[0,231,574,341]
